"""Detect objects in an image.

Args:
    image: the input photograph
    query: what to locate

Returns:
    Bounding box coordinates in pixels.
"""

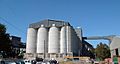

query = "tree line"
[0,23,25,58]
[94,42,110,61]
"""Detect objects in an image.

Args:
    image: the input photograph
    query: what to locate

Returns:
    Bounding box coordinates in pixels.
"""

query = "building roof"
[29,19,70,28]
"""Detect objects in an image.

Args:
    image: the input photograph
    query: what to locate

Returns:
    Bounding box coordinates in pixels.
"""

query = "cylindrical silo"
[37,25,48,53]
[60,26,67,53]
[26,28,37,53]
[48,24,60,53]
[66,26,72,53]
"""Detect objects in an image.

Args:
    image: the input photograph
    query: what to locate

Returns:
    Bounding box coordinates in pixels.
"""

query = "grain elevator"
[25,19,83,60]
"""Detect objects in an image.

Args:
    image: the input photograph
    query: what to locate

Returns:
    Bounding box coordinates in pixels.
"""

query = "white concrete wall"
[110,37,120,50]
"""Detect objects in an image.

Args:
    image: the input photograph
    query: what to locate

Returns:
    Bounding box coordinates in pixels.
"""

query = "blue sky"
[0,0,120,48]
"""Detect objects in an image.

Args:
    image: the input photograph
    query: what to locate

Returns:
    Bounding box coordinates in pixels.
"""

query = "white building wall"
[110,37,120,50]
[66,26,80,56]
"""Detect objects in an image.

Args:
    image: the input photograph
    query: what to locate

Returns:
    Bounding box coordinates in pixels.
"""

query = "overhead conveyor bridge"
[83,35,116,43]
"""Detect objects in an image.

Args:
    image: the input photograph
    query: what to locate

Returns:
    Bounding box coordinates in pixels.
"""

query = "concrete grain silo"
[48,24,60,53]
[37,25,48,53]
[26,28,37,53]
[60,26,67,53]
[25,19,85,60]
[66,26,72,53]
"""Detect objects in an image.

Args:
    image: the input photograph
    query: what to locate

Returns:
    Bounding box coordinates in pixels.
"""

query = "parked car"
[15,60,25,64]
[0,60,5,64]
[49,60,58,64]
[24,60,32,64]
[4,61,16,64]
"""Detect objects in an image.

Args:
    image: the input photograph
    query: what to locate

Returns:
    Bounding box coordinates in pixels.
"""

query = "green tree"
[0,23,12,57]
[95,42,110,61]
[0,23,6,34]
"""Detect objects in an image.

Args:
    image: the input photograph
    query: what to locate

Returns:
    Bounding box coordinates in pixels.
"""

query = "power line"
[0,17,25,34]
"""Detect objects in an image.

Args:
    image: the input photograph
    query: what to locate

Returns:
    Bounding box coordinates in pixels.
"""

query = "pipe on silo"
[26,28,37,53]
[60,26,67,53]
[48,24,60,53]
[37,25,48,53]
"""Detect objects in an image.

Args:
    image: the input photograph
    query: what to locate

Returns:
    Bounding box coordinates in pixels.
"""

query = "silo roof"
[29,19,70,28]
